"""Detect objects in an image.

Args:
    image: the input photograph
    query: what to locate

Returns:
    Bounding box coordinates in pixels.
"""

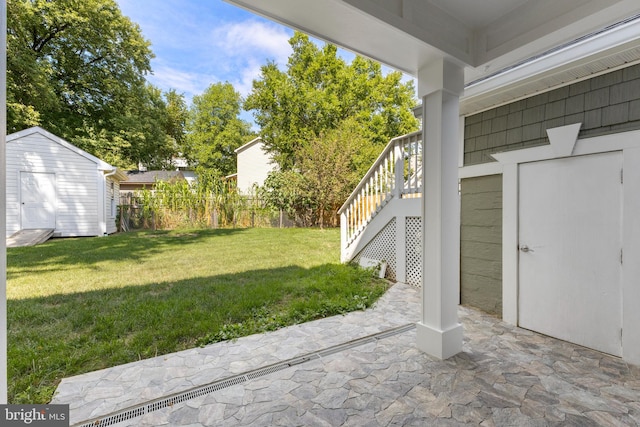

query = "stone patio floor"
[52,283,640,426]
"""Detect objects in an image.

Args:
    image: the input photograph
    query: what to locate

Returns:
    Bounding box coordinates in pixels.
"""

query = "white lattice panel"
[353,218,397,281]
[405,217,422,287]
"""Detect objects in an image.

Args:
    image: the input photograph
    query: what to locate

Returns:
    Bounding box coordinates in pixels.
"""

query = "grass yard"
[7,228,388,404]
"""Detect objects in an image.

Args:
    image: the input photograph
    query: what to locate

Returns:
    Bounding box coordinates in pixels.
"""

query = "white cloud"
[148,19,293,100]
[147,64,215,100]
[213,20,292,68]
[232,60,264,97]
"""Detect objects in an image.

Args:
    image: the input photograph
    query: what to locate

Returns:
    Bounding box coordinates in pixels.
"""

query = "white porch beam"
[1,0,8,404]
[416,58,464,360]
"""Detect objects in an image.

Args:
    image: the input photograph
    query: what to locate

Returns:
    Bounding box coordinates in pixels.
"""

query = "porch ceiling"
[225,0,640,111]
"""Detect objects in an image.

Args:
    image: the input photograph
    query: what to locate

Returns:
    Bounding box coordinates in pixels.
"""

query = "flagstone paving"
[52,283,640,426]
[52,282,420,425]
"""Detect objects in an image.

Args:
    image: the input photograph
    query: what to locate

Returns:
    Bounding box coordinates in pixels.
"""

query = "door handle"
[520,245,533,253]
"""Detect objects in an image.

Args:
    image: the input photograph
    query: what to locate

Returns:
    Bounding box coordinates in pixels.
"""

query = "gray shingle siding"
[460,174,502,316]
[464,63,640,165]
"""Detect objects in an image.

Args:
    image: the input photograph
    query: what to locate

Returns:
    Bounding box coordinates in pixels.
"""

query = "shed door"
[21,172,56,229]
[518,152,622,356]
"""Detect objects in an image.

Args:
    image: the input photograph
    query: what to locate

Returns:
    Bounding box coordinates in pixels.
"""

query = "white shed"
[5,127,127,238]
[234,137,276,194]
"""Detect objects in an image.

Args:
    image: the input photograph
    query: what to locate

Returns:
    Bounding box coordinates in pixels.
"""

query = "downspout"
[99,169,118,236]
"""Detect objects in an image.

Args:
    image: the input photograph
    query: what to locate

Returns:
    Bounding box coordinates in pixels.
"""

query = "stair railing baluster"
[339,130,422,260]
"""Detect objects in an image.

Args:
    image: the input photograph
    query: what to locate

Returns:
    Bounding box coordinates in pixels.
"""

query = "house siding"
[6,132,100,237]
[460,63,640,315]
[460,174,502,316]
[236,139,275,194]
[464,63,640,165]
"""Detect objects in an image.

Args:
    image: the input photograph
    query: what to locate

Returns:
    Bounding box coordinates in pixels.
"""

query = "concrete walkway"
[52,283,640,426]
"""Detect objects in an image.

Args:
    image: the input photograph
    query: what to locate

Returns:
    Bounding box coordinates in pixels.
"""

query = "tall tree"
[245,32,419,170]
[7,0,161,168]
[260,119,379,228]
[69,86,185,170]
[117,85,178,169]
[185,82,253,176]
[164,89,189,158]
[299,119,377,227]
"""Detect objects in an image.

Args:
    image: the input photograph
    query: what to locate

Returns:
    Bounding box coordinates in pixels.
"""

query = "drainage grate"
[317,337,377,357]
[84,407,145,427]
[147,376,246,412]
[246,357,306,380]
[74,323,415,427]
[75,376,248,427]
[373,323,415,340]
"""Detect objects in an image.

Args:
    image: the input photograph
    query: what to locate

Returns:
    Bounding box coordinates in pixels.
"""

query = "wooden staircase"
[339,131,423,286]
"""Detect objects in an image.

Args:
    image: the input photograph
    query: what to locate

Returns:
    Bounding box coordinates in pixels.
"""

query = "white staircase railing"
[339,130,422,247]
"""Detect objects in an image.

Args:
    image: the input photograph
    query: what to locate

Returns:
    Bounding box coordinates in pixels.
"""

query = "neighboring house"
[171,157,198,186]
[120,170,186,194]
[180,170,198,186]
[5,127,127,237]
[229,1,640,365]
[234,137,276,195]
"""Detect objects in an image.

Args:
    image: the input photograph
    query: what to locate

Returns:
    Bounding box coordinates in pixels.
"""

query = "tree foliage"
[245,32,419,170]
[259,170,317,227]
[248,32,418,226]
[260,119,379,227]
[124,86,188,170]
[185,82,254,176]
[164,89,189,155]
[7,0,184,169]
[299,119,377,227]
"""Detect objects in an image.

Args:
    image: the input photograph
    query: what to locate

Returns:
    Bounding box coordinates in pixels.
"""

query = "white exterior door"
[518,152,623,356]
[21,172,56,229]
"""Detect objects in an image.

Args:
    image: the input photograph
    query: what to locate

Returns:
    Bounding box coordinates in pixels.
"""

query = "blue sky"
[116,0,413,126]
[116,0,296,101]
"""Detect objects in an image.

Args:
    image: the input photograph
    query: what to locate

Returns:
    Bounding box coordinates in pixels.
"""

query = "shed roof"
[7,126,127,180]
[125,170,185,184]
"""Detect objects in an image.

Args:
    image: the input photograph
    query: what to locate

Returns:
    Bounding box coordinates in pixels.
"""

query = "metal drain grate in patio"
[74,323,416,427]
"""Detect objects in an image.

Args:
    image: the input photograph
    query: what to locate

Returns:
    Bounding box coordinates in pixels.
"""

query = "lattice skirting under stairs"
[352,217,423,288]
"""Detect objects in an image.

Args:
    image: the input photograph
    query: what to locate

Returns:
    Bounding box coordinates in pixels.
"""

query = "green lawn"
[7,228,387,404]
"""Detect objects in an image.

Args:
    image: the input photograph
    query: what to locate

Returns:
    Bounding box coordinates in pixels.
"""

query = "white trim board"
[459,161,502,179]
[492,124,640,365]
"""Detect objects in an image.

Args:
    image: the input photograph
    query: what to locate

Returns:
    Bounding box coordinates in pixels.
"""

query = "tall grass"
[133,173,277,229]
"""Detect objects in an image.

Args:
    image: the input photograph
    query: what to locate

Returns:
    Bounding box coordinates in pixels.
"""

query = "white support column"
[415,58,464,360]
[1,0,8,403]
